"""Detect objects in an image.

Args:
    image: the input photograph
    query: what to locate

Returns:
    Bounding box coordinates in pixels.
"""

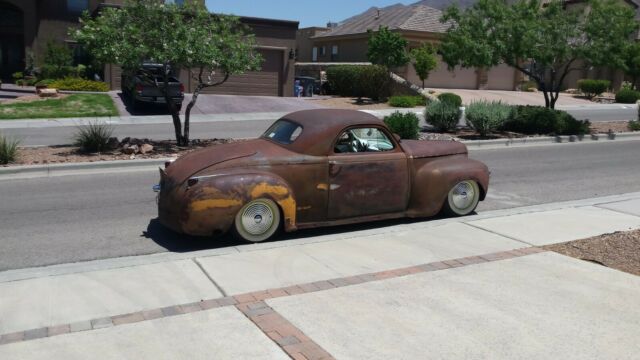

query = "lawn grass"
[0,94,119,120]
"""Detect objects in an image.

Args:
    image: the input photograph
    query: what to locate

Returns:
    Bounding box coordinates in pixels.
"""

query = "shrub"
[40,65,76,79]
[388,95,426,108]
[519,80,538,92]
[629,120,640,131]
[437,92,462,107]
[326,65,390,101]
[383,111,420,139]
[503,106,590,135]
[465,100,512,137]
[426,101,461,132]
[12,72,23,82]
[615,88,640,104]
[73,122,114,152]
[49,78,109,92]
[0,133,20,164]
[577,79,610,99]
[35,79,55,87]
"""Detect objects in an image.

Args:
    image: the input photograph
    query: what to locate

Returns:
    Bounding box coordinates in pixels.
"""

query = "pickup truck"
[121,64,185,111]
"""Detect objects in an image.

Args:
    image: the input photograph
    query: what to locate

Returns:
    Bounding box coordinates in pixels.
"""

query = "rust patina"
[157,109,490,240]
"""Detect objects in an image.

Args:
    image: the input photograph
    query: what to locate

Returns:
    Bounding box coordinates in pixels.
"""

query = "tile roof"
[314,2,456,38]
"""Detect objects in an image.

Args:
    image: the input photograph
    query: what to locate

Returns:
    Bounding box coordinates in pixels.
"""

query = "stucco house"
[296,0,640,91]
[0,0,298,96]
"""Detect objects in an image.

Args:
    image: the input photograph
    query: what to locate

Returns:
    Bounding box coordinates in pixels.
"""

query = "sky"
[204,0,415,28]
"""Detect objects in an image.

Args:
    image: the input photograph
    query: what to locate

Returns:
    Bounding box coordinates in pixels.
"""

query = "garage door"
[487,64,516,90]
[201,49,283,96]
[410,56,477,89]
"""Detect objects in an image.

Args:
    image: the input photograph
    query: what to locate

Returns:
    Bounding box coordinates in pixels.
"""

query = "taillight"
[135,84,143,94]
[180,83,185,93]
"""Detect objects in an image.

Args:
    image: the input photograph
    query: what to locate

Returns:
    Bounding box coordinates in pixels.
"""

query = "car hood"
[165,139,264,184]
[400,140,467,159]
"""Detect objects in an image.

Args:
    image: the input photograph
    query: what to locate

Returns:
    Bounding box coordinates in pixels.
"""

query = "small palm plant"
[0,132,20,164]
[73,121,114,153]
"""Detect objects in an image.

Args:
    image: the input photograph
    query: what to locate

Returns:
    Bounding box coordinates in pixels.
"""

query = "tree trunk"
[422,79,425,89]
[184,84,204,145]
[160,63,185,146]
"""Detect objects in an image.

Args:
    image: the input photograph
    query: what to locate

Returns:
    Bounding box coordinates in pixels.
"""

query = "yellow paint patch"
[250,182,297,228]
[190,198,242,212]
[250,183,289,198]
[316,183,328,191]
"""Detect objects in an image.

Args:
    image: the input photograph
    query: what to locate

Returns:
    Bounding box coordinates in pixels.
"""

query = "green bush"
[503,106,590,135]
[615,88,640,104]
[0,133,20,164]
[577,79,610,99]
[437,92,462,107]
[628,120,640,131]
[35,79,56,87]
[326,65,390,101]
[12,72,23,82]
[465,101,512,137]
[388,95,426,108]
[40,65,77,80]
[426,101,461,132]
[49,78,110,92]
[73,122,115,153]
[383,111,420,139]
[519,80,538,92]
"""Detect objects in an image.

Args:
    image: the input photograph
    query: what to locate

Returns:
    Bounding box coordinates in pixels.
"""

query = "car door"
[327,126,410,219]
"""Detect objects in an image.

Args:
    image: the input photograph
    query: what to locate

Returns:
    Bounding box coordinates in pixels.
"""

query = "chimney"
[375,7,381,19]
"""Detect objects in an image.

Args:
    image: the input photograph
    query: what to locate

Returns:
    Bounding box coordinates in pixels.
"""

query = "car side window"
[334,127,395,153]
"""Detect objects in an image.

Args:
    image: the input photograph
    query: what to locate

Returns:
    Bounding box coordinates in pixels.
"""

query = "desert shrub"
[0,133,20,164]
[628,120,640,131]
[577,79,610,99]
[465,100,512,137]
[615,88,640,104]
[388,95,426,107]
[73,122,114,152]
[425,101,461,132]
[503,106,590,135]
[383,111,420,139]
[326,65,390,100]
[49,78,109,92]
[437,92,462,107]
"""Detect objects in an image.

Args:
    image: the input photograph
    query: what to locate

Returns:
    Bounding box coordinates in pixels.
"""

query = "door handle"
[329,163,342,177]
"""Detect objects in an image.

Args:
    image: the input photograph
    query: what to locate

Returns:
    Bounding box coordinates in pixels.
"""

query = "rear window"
[262,120,303,145]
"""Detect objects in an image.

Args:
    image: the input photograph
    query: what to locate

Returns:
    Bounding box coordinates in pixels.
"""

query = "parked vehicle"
[121,63,184,111]
[155,109,490,242]
[295,76,320,97]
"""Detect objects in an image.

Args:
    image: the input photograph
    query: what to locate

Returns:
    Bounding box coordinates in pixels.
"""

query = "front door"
[328,127,409,219]
[0,35,24,81]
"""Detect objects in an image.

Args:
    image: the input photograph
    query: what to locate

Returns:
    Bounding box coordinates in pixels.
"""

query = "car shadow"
[117,92,176,116]
[143,212,467,253]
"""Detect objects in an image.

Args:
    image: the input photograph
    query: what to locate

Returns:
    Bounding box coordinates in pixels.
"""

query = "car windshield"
[262,120,303,145]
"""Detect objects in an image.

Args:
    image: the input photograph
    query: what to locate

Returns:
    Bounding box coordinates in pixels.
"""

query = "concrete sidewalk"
[1,194,640,359]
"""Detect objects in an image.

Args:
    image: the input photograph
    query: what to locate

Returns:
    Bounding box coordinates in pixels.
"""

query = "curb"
[463,131,640,149]
[0,158,169,178]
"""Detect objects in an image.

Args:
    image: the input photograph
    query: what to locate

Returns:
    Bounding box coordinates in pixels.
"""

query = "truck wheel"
[442,180,480,217]
[232,198,281,243]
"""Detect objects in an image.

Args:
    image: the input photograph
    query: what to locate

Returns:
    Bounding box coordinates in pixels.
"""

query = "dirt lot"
[546,229,640,276]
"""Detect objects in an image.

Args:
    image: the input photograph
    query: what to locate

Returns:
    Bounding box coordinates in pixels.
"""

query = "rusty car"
[155,109,490,242]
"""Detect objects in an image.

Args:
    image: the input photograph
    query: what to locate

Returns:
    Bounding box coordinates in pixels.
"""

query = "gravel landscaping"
[546,229,640,276]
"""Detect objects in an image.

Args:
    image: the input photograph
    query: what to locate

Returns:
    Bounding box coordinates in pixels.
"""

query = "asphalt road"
[2,104,637,146]
[1,141,639,271]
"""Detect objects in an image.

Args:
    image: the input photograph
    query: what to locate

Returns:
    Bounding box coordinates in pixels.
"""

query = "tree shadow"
[117,92,175,116]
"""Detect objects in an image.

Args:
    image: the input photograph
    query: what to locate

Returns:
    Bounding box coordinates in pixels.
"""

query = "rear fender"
[407,157,490,217]
[181,172,297,236]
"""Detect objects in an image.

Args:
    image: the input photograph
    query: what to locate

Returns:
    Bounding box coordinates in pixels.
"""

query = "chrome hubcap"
[452,181,475,210]
[241,202,274,235]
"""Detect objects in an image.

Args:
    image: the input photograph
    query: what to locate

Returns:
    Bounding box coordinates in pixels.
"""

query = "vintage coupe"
[156,109,490,242]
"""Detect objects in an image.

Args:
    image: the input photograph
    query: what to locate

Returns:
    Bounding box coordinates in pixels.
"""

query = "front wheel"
[232,198,281,242]
[442,180,480,216]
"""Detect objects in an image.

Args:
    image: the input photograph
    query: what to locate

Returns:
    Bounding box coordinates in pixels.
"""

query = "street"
[1,140,639,271]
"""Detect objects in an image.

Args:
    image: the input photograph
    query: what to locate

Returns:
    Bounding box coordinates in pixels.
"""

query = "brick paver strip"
[0,247,545,348]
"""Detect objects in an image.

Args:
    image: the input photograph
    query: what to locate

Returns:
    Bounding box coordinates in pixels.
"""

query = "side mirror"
[393,133,402,143]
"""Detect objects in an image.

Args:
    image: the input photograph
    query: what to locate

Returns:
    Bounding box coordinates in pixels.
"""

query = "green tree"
[440,0,638,109]
[410,44,438,88]
[620,42,640,89]
[42,40,73,78]
[72,0,262,145]
[367,26,410,70]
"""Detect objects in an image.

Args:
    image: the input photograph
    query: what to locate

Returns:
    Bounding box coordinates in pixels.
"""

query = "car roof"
[276,109,387,156]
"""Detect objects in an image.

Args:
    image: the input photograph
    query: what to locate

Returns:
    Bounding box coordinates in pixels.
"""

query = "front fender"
[407,157,490,217]
[181,172,297,236]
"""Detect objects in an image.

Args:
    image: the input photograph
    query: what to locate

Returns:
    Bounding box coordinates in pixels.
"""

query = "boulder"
[122,144,139,155]
[106,137,120,150]
[140,144,154,154]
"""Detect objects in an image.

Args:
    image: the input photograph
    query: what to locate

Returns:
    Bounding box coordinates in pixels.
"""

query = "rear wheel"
[232,198,281,242]
[442,180,480,216]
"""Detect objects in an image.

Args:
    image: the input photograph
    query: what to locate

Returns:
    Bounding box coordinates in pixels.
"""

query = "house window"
[312,47,318,62]
[67,0,89,13]
[331,45,339,61]
[320,46,326,56]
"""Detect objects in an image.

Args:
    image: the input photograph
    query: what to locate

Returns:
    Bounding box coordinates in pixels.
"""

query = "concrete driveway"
[110,91,325,116]
[432,88,596,106]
